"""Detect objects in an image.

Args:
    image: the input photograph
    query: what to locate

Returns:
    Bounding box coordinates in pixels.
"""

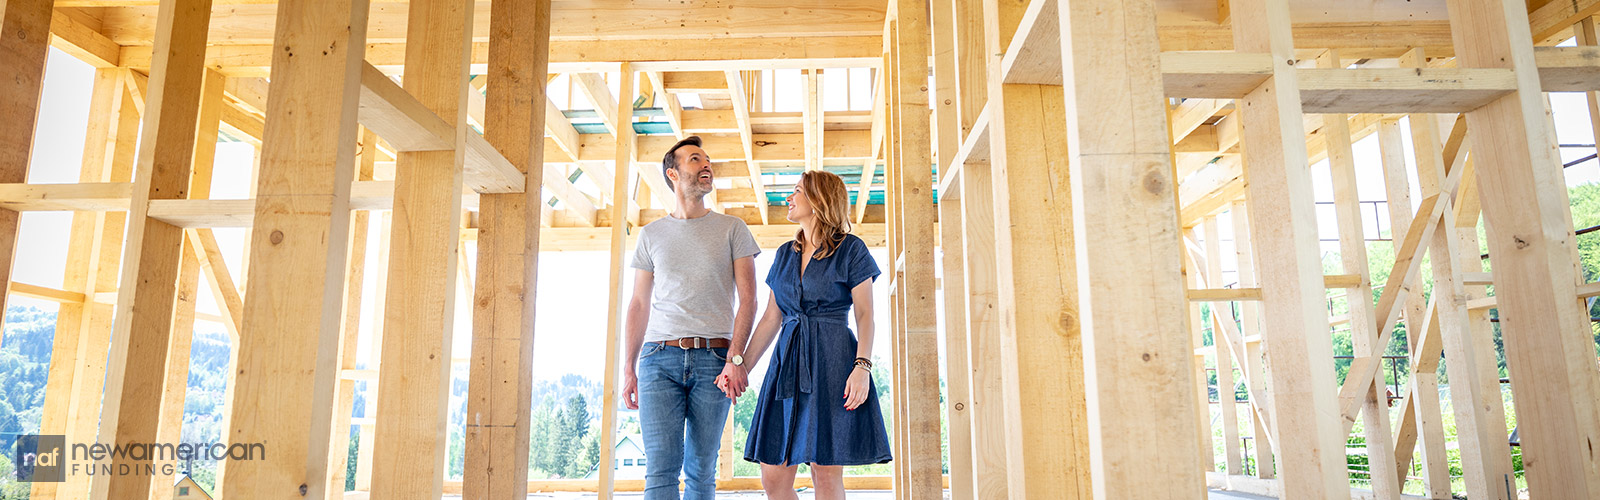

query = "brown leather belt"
[649,337,730,349]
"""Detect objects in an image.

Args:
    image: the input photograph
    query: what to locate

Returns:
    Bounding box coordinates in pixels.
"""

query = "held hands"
[844,366,871,410]
[716,362,749,399]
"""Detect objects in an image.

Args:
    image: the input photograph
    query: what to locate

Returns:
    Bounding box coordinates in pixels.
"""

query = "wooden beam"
[219,0,366,496]
[1229,201,1274,479]
[854,71,886,223]
[597,63,634,500]
[91,0,212,496]
[370,0,473,495]
[99,3,886,45]
[1230,0,1348,496]
[891,0,943,495]
[1446,0,1600,494]
[937,176,976,500]
[724,69,769,224]
[574,73,620,136]
[1204,217,1243,475]
[463,0,548,497]
[49,7,119,67]
[644,72,687,140]
[1318,49,1403,498]
[324,127,374,495]
[359,61,524,194]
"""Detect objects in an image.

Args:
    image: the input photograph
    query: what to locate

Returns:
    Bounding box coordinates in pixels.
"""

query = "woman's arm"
[739,292,785,371]
[850,278,874,360]
[844,277,874,410]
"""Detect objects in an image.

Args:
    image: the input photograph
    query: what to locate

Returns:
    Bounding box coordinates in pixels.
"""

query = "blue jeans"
[636,343,731,500]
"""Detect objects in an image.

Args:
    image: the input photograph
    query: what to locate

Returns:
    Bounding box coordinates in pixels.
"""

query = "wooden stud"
[888,1,943,495]
[1316,50,1405,497]
[959,160,1009,499]
[325,127,376,495]
[219,0,369,496]
[1230,0,1349,496]
[1204,217,1242,475]
[370,0,473,494]
[356,211,392,493]
[938,178,975,500]
[463,0,549,497]
[1229,201,1275,479]
[1184,228,1215,475]
[597,63,634,500]
[92,0,215,496]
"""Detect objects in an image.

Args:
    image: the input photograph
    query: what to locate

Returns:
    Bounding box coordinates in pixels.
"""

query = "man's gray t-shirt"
[630,212,761,342]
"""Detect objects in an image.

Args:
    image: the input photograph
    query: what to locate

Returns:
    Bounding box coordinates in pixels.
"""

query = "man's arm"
[728,255,757,360]
[622,269,654,410]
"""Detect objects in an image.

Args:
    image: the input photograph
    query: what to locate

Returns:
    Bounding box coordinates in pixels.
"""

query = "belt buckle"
[676,337,701,349]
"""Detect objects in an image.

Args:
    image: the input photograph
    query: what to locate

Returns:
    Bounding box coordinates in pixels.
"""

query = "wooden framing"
[91,1,213,496]
[1316,51,1402,496]
[461,0,549,498]
[12,0,1600,498]
[219,0,367,496]
[1446,0,1600,496]
[370,0,473,496]
[1230,0,1348,497]
[0,0,52,343]
[596,63,635,500]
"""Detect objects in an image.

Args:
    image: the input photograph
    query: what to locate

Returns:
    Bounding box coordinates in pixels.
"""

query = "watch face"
[732,355,744,366]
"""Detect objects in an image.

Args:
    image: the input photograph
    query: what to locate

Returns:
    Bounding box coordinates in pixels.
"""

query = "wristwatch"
[730,354,745,367]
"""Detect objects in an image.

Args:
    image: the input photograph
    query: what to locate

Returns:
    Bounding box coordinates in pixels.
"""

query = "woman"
[731,170,892,499]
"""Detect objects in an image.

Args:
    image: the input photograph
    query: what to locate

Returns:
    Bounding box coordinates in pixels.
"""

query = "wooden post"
[325,127,377,494]
[597,64,635,500]
[33,68,133,500]
[1054,0,1201,495]
[370,0,473,494]
[960,159,1008,499]
[1229,201,1275,479]
[1205,217,1243,476]
[986,81,1094,499]
[220,0,369,496]
[91,0,214,497]
[1230,0,1349,496]
[149,67,225,500]
[1314,51,1403,496]
[463,0,549,497]
[356,211,393,493]
[1185,227,1215,473]
[0,0,52,337]
[1445,0,1600,491]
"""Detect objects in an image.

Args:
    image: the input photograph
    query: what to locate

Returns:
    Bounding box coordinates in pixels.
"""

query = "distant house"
[584,434,648,480]
[174,473,214,500]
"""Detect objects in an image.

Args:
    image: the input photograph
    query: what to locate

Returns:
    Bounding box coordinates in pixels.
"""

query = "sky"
[11,43,1600,387]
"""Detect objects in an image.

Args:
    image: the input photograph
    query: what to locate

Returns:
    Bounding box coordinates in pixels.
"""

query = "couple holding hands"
[621,136,892,499]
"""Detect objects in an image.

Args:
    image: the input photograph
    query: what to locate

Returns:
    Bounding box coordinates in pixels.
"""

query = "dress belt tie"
[774,312,849,400]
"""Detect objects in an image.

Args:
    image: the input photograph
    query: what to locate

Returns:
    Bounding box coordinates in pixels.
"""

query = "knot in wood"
[1141,353,1152,362]
[299,484,309,496]
[269,230,285,245]
[954,402,964,411]
[1142,170,1166,195]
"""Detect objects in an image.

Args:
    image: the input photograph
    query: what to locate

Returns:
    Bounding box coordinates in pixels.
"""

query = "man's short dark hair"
[662,135,703,191]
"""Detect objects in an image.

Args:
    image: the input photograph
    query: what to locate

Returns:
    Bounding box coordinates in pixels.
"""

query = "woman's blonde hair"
[793,170,853,259]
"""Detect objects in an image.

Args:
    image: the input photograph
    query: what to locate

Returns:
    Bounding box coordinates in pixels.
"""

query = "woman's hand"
[843,366,871,410]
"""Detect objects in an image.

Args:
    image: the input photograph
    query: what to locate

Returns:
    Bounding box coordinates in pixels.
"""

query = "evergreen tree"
[560,394,591,477]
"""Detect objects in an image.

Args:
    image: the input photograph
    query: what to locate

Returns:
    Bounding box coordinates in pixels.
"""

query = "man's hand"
[623,368,640,410]
[718,362,748,399]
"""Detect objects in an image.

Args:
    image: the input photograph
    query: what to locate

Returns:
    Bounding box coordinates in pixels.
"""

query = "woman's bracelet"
[853,357,872,370]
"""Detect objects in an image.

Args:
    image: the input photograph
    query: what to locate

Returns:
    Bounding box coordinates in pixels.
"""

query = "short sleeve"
[844,236,880,288]
[629,226,653,272]
[764,244,791,288]
[729,219,761,260]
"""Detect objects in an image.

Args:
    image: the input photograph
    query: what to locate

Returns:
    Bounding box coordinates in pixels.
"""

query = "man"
[622,136,760,499]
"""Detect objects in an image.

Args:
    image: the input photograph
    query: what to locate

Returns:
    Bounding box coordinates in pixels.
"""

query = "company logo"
[13,435,264,482]
[15,434,65,482]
